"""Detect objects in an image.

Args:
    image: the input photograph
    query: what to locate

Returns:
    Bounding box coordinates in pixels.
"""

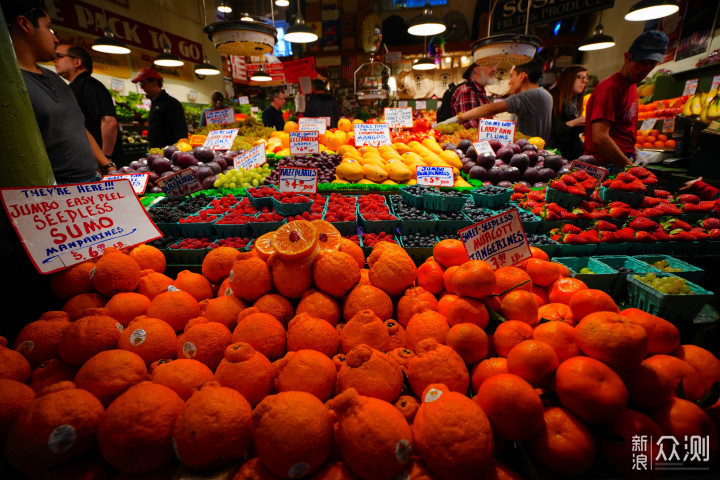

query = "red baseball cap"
[131,68,163,83]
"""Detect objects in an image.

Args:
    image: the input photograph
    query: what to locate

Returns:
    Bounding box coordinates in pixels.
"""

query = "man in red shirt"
[450,63,495,129]
[584,31,668,169]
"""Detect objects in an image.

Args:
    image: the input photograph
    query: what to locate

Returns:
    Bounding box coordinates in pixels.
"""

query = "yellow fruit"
[528,137,545,149]
[363,163,389,183]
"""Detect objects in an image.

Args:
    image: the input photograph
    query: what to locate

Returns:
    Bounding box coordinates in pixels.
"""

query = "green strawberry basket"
[544,187,582,209]
[599,186,644,208]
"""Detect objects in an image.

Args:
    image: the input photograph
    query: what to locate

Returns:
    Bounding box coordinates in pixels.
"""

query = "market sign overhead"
[490,0,615,34]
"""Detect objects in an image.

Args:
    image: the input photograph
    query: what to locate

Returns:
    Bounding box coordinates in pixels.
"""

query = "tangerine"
[274,350,337,401]
[273,220,319,261]
[74,349,147,407]
[475,373,544,440]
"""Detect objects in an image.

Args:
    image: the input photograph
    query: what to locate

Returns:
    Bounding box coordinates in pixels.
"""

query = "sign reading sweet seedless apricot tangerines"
[0,180,161,274]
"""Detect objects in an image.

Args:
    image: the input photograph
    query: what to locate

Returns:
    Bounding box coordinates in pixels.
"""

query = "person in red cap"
[132,67,188,148]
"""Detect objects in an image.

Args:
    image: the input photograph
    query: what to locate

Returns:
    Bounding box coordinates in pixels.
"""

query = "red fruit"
[710,229,720,240]
[627,166,650,178]
[562,224,582,234]
[598,231,616,242]
[677,194,700,204]
[639,196,662,208]
[570,170,588,181]
[615,227,635,241]
[563,234,587,245]
[567,185,586,197]
[653,189,672,198]
[652,229,672,241]
[703,217,720,229]
[656,203,682,215]
[616,172,636,183]
[609,180,627,190]
[634,231,657,242]
[594,220,617,232]
[547,203,565,214]
[578,231,599,243]
[550,180,568,193]
[629,217,659,231]
[562,175,578,186]
[638,207,663,218]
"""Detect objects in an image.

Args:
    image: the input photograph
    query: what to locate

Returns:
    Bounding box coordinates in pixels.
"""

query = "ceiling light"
[408,1,446,36]
[625,0,679,21]
[241,13,253,22]
[204,20,277,56]
[578,24,615,51]
[154,46,184,67]
[251,64,273,82]
[275,0,289,6]
[217,3,232,13]
[92,27,130,54]
[412,57,437,70]
[284,13,318,43]
[194,56,221,75]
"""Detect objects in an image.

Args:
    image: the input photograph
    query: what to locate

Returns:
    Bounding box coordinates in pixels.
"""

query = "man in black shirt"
[131,68,188,148]
[304,79,340,129]
[54,44,122,165]
[262,88,286,131]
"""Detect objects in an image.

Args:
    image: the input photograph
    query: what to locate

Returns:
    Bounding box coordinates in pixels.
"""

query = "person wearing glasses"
[1,0,116,183]
[548,66,588,161]
[131,68,188,148]
[262,88,286,131]
[54,44,122,168]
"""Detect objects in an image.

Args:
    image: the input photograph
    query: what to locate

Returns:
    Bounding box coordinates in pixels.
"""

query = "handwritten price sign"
[101,173,150,195]
[234,143,266,170]
[279,167,318,193]
[0,180,161,274]
[683,79,699,96]
[478,119,516,146]
[384,107,413,128]
[290,131,320,155]
[640,118,657,132]
[354,123,392,147]
[155,169,204,199]
[416,166,454,187]
[204,108,235,125]
[569,161,609,183]
[459,209,531,270]
[472,141,495,156]
[238,96,249,105]
[204,128,239,151]
[298,117,327,134]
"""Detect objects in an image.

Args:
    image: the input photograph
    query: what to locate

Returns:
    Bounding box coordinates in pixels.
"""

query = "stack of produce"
[680,88,720,124]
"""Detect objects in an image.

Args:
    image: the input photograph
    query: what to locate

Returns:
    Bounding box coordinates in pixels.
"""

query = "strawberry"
[602,179,612,188]
[696,201,716,212]
[710,229,720,240]
[655,203,682,215]
[580,178,597,190]
[629,217,660,231]
[531,206,544,217]
[579,230,599,243]
[588,210,607,219]
[615,227,635,241]
[702,217,720,229]
[638,207,664,218]
[562,175,578,186]
[579,200,603,211]
[639,196,663,208]
[547,203,565,214]
[514,183,531,193]
[609,180,627,190]
[663,219,692,231]
[529,191,546,202]
[567,185,586,197]
[627,166,650,178]
[668,229,695,241]
[598,231,616,243]
[652,228,671,241]
[677,194,700,204]
[559,211,578,220]
[562,224,582,234]
[594,220,618,231]
[571,170,589,181]
[653,189,672,199]
[545,210,561,220]
[550,180,568,192]
[617,172,636,183]
[625,180,647,193]
[640,177,658,185]
[511,193,525,201]
[691,228,710,240]
[563,233,587,244]
[608,201,631,209]
[610,207,631,219]
[634,231,657,242]
[589,191,603,202]
[551,233,563,242]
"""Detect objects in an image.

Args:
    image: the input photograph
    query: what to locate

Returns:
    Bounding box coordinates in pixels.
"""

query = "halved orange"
[253,231,277,261]
[272,220,319,261]
[310,219,342,252]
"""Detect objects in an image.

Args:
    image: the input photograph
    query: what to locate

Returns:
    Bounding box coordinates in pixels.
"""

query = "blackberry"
[496,208,537,222]
[151,197,185,209]
[178,194,213,213]
[435,211,467,221]
[526,234,556,245]
[148,236,180,249]
[436,233,459,241]
[401,233,437,247]
[427,189,466,198]
[617,267,636,273]
[463,209,496,221]
[402,184,435,195]
[473,185,509,195]
[394,203,434,220]
[148,208,185,223]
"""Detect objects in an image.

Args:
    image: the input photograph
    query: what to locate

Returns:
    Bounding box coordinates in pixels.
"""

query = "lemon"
[528,137,545,149]
[176,140,192,152]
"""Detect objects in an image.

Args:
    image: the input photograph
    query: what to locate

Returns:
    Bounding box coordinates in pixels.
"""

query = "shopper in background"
[548,65,588,161]
[680,177,720,215]
[583,30,668,169]
[2,0,116,182]
[304,78,340,129]
[263,88,286,131]
[131,67,188,148]
[54,44,122,167]
[450,63,496,129]
[199,90,225,127]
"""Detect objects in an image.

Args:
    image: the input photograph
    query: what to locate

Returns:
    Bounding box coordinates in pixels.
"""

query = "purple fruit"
[487,167,504,184]
[147,171,159,183]
[442,142,457,150]
[194,165,213,181]
[175,152,199,169]
[487,139,503,152]
[509,143,522,154]
[465,146,478,161]
[538,149,551,157]
[163,145,179,159]
[468,165,487,181]
[214,156,228,170]
[525,150,539,167]
[117,166,132,174]
[522,144,538,153]
[193,146,215,163]
[455,149,465,158]
[523,167,539,184]
[515,139,529,148]
[517,181,531,187]
[509,153,530,172]
[462,161,477,174]
[577,155,596,165]
[205,161,222,175]
[151,156,173,174]
[129,160,144,170]
[457,139,472,152]
[172,165,182,172]
[146,153,163,169]
[537,167,555,183]
[497,163,508,171]
[148,185,163,193]
[496,146,514,162]
[159,170,175,178]
[497,180,513,188]
[477,152,496,170]
[504,166,521,182]
[202,175,218,190]
[543,155,563,172]
[135,166,150,173]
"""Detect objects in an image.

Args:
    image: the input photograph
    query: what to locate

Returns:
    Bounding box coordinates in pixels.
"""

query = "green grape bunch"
[213,163,272,189]
[634,273,694,295]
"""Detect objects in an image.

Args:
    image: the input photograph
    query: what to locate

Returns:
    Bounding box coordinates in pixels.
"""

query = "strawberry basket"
[600,186,644,208]
[544,187,582,209]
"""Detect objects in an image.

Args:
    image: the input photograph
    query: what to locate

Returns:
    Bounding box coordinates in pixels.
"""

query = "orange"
[62,292,106,320]
[337,344,403,402]
[233,457,284,479]
[253,231,277,260]
[643,354,704,401]
[651,397,719,463]
[331,388,413,479]
[337,118,353,132]
[149,358,214,400]
[254,293,295,326]
[232,312,287,361]
[253,391,334,478]
[90,250,141,297]
[500,290,539,326]
[407,339,469,397]
[0,379,34,442]
[172,382,254,472]
[436,293,458,316]
[470,357,509,393]
[176,318,232,371]
[201,246,241,282]
[450,260,497,299]
[146,289,200,332]
[528,245,550,261]
[274,350,337,401]
[367,242,417,296]
[475,373,544,440]
[283,120,299,132]
[547,277,588,304]
[393,395,421,424]
[74,349,147,407]
[620,307,680,354]
[343,284,394,321]
[57,314,124,366]
[597,408,664,478]
[417,258,445,295]
[4,382,104,475]
[532,320,578,362]
[617,358,678,409]
[340,309,389,353]
[384,319,407,352]
[531,285,548,307]
[537,302,575,325]
[297,289,340,326]
[413,384,494,479]
[199,294,245,330]
[273,220,319,261]
[173,269,213,301]
[672,344,720,394]
[271,256,314,299]
[314,250,361,298]
[337,238,365,269]
[136,270,174,300]
[386,347,416,376]
[492,266,532,297]
[446,323,488,365]
[214,342,274,407]
[574,311,648,368]
[442,295,490,329]
[310,219,343,252]
[568,288,619,321]
[492,320,533,357]
[506,339,558,388]
[28,358,77,393]
[397,287,439,328]
[11,316,71,367]
[104,292,151,328]
[287,312,341,357]
[442,265,459,294]
[117,316,177,366]
[229,256,272,303]
[49,261,94,300]
[433,239,470,268]
[405,310,450,351]
[128,244,166,273]
[97,382,184,474]
[526,406,596,475]
[523,258,561,287]
[555,356,628,424]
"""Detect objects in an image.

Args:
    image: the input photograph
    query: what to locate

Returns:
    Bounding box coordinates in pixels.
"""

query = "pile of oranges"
[636,128,676,150]
[0,221,718,479]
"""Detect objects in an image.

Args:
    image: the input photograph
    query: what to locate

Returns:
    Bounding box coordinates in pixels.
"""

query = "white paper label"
[155,168,204,199]
[279,167,318,193]
[298,117,327,134]
[416,166,454,187]
[234,143,267,170]
[384,107,413,128]
[204,108,235,125]
[289,131,320,155]
[101,173,149,195]
[477,119,516,146]
[459,209,531,270]
[203,128,239,151]
[472,141,495,156]
[354,123,392,147]
[683,79,699,96]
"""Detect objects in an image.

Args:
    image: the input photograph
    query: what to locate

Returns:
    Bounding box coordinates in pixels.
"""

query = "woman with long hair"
[548,65,588,160]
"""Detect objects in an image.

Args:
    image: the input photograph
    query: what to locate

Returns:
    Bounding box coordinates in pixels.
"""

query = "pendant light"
[408,1,446,37]
[284,0,318,43]
[241,13,254,22]
[251,63,273,81]
[194,1,221,76]
[413,36,437,71]
[578,11,615,51]
[217,1,232,13]
[625,0,679,21]
[275,0,289,6]
[153,0,183,67]
[92,0,130,54]
[204,0,277,57]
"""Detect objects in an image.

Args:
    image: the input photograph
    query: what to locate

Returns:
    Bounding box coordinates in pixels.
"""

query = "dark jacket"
[304,93,340,129]
[148,90,188,148]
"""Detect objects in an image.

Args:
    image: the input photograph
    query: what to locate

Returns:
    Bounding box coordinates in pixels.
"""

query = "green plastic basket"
[553,242,598,257]
[246,186,277,209]
[596,241,631,255]
[213,221,253,238]
[627,273,713,323]
[271,198,312,216]
[435,213,473,235]
[399,187,424,208]
[634,255,704,285]
[591,255,664,302]
[600,186,644,208]
[168,242,212,264]
[154,222,183,236]
[551,257,616,293]
[250,219,286,236]
[470,188,512,209]
[359,213,400,235]
[529,237,559,257]
[399,216,437,236]
[177,216,220,238]
[545,187,582,209]
[628,241,666,254]
[397,236,437,265]
[422,192,469,212]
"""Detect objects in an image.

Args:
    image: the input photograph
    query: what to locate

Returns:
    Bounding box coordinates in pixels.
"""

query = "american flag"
[342,56,357,81]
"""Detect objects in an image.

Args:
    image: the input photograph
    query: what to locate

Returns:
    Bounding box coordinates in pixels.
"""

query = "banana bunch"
[682,88,720,123]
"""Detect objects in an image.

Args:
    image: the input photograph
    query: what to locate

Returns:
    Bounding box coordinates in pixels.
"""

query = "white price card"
[204,108,235,125]
[398,100,408,108]
[155,168,204,199]
[354,123,392,147]
[238,96,249,105]
[0,180,162,274]
[712,75,720,92]
[279,167,318,193]
[290,131,320,155]
[459,209,531,270]
[415,100,427,110]
[234,143,267,170]
[416,166,454,187]
[662,116,675,133]
[640,118,657,132]
[569,161,610,183]
[204,128,239,151]
[683,79,699,96]
[478,119,516,146]
[472,141,495,156]
[384,107,413,128]
[251,106,259,112]
[298,117,327,134]
[101,173,150,195]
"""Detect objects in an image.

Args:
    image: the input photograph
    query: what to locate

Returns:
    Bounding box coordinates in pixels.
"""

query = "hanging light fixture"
[625,0,679,21]
[275,0,289,6]
[194,55,221,75]
[204,0,277,57]
[154,46,184,66]
[284,0,318,43]
[412,57,437,70]
[251,63,273,81]
[241,13,254,22]
[408,0,446,36]
[217,1,232,13]
[92,1,130,54]
[578,10,615,52]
